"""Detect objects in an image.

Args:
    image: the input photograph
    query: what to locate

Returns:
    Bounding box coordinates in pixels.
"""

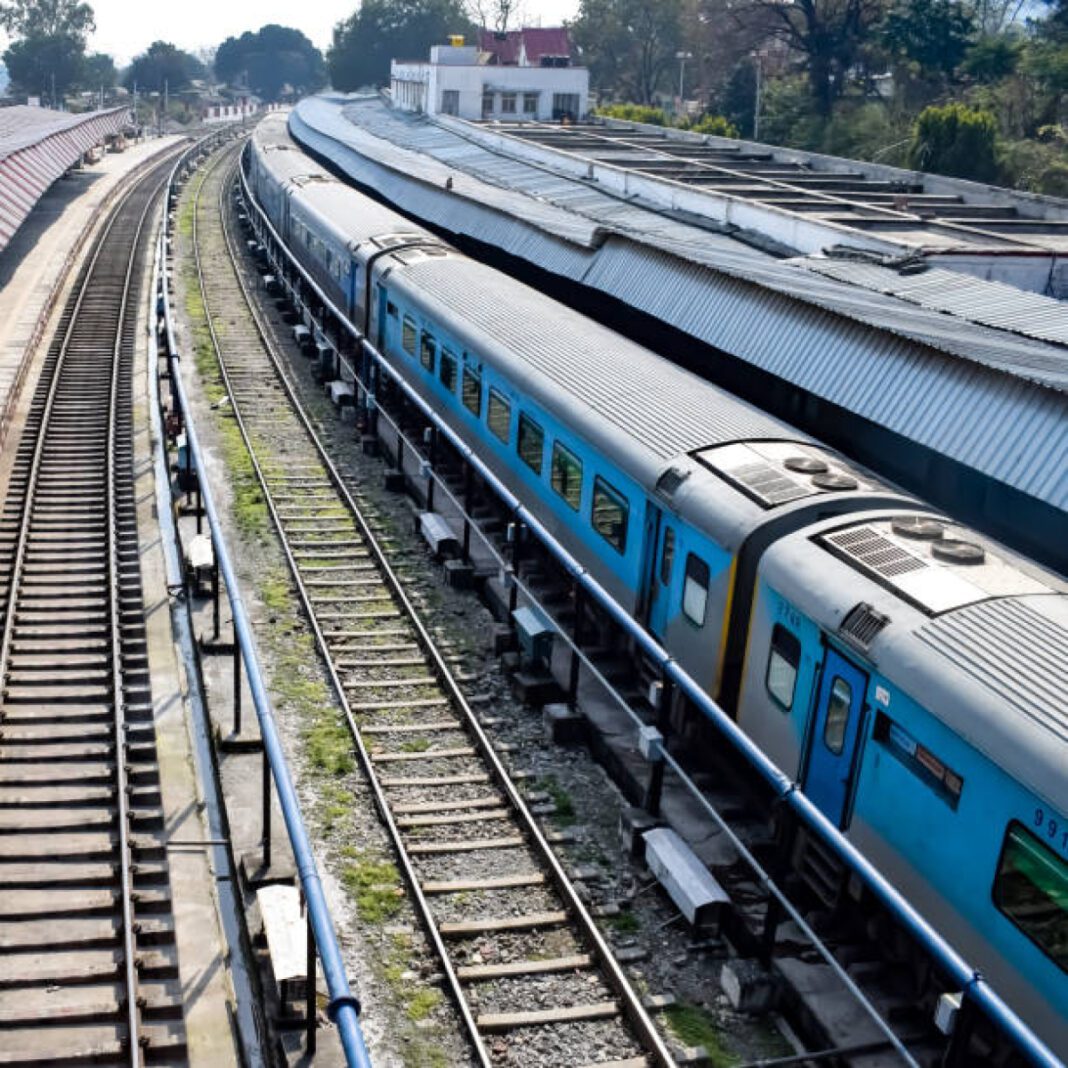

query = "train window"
[439,349,458,393]
[660,527,675,585]
[462,367,482,417]
[994,823,1068,972]
[420,334,436,372]
[551,442,583,511]
[682,554,710,626]
[823,677,852,755]
[765,624,801,711]
[517,414,544,474]
[488,389,511,444]
[401,316,417,356]
[591,477,628,553]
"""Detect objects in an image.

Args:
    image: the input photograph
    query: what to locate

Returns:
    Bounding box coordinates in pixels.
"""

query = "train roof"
[761,513,1068,810]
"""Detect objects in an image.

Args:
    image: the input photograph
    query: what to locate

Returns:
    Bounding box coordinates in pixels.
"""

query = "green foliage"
[688,113,740,137]
[81,50,115,90]
[214,24,326,101]
[571,0,683,105]
[4,32,84,101]
[328,0,475,90]
[757,75,825,149]
[663,1003,737,1067]
[881,0,974,80]
[124,40,205,93]
[962,33,1023,82]
[596,102,669,125]
[0,0,93,38]
[908,102,999,181]
[340,852,404,923]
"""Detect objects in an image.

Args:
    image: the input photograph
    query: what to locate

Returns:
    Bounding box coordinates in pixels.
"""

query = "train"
[245,114,1068,1058]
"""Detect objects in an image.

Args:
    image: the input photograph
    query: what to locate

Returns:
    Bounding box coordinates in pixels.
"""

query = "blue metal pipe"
[240,159,1062,1067]
[163,142,372,1068]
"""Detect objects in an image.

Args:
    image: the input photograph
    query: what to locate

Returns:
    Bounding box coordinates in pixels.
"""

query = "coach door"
[640,506,674,642]
[804,648,868,829]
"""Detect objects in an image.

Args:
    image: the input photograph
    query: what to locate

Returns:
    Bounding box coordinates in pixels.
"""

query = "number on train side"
[1033,807,1068,852]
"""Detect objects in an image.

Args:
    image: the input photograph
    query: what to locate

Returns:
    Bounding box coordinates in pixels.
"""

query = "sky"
[65,0,582,65]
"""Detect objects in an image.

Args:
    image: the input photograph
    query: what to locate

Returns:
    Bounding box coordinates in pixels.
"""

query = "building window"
[488,389,511,443]
[461,366,481,416]
[439,349,458,393]
[420,333,436,372]
[401,316,417,356]
[682,554,709,626]
[765,624,801,711]
[994,822,1068,971]
[517,414,543,474]
[591,477,628,553]
[500,92,517,114]
[482,91,494,118]
[550,442,582,511]
[523,92,539,115]
[442,89,459,116]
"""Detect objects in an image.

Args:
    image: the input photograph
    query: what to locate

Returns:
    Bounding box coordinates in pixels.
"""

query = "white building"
[390,32,589,123]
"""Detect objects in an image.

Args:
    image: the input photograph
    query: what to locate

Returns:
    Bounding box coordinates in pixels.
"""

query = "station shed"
[0,104,130,253]
[289,95,1068,575]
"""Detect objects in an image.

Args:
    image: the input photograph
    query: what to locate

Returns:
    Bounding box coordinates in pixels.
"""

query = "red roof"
[478,27,571,66]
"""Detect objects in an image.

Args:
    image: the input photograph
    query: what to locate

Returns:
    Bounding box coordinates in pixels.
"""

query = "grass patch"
[664,1003,737,1066]
[405,988,441,1021]
[260,570,292,613]
[605,910,640,934]
[540,776,577,827]
[341,854,403,923]
[399,737,431,752]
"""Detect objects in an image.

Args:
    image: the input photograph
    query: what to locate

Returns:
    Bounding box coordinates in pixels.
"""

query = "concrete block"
[382,471,405,493]
[445,559,474,589]
[513,669,562,705]
[543,702,587,745]
[493,624,517,654]
[361,435,379,457]
[719,958,779,1014]
[620,805,660,858]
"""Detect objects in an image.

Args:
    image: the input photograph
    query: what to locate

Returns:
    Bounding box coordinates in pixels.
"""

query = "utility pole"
[751,50,765,142]
[675,51,692,117]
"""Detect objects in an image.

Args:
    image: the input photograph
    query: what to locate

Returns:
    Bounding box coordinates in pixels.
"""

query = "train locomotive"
[247,114,1068,1057]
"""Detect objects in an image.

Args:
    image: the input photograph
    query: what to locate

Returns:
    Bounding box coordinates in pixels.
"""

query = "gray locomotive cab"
[740,510,1068,1060]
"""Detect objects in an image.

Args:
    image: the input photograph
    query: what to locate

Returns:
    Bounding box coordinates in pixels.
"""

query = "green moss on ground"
[664,1002,737,1066]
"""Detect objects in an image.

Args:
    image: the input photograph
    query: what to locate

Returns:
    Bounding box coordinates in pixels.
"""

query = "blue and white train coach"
[247,115,1068,1058]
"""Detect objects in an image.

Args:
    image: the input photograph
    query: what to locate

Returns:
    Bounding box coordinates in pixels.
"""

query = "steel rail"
[0,161,173,1065]
[162,136,372,1068]
[238,149,1064,1068]
[207,147,675,1064]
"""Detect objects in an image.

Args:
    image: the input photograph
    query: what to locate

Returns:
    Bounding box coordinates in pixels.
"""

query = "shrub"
[907,102,999,181]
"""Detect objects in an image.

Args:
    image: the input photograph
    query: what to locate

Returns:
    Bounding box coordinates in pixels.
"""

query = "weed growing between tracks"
[663,1002,738,1067]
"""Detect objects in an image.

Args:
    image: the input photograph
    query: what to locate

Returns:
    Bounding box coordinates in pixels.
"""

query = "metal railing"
[238,148,1063,1068]
[154,134,372,1068]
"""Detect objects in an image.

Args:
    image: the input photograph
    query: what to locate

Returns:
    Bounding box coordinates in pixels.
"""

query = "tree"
[329,0,475,90]
[0,0,93,38]
[215,25,326,101]
[81,51,115,91]
[4,32,84,102]
[962,32,1023,81]
[0,0,95,103]
[741,0,883,115]
[882,0,975,81]
[571,0,683,104]
[907,102,999,179]
[123,41,204,93]
[465,0,525,31]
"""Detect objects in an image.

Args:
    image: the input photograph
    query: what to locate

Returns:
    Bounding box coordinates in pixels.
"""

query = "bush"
[688,113,739,137]
[1039,161,1068,196]
[907,102,999,181]
[595,102,669,126]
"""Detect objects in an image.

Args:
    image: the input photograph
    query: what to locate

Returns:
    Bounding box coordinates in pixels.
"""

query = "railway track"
[190,140,674,1066]
[0,153,187,1064]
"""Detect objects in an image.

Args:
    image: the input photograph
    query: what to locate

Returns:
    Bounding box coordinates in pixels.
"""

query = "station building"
[390,29,589,122]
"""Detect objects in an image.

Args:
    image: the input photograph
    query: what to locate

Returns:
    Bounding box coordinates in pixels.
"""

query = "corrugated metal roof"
[917,598,1068,746]
[803,258,1068,349]
[289,96,1068,516]
[0,106,128,253]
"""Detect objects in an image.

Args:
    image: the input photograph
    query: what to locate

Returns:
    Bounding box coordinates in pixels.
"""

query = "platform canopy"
[0,105,130,253]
